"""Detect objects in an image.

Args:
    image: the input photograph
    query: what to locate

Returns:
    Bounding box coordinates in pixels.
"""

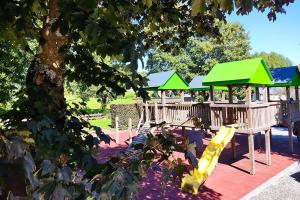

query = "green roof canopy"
[145,70,189,90]
[203,58,273,86]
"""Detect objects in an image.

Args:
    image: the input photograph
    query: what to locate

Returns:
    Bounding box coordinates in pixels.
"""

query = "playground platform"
[99,127,300,200]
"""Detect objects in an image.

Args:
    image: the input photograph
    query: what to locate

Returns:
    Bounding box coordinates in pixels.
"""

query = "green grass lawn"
[89,117,112,129]
[66,91,137,130]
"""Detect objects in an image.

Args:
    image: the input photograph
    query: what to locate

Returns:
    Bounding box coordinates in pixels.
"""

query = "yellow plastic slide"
[181,126,235,195]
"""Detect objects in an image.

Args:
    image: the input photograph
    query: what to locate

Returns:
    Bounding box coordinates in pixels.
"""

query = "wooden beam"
[248,134,255,175]
[255,87,260,101]
[265,129,271,166]
[245,85,252,105]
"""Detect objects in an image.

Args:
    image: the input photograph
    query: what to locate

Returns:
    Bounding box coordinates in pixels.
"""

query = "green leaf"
[142,0,153,8]
[191,0,205,16]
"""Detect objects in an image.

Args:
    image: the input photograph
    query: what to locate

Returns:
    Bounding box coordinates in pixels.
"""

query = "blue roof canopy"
[145,70,189,90]
[146,70,176,88]
[189,76,208,90]
[269,66,300,87]
[189,75,228,91]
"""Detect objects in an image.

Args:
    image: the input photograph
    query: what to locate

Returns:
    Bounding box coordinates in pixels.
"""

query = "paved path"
[249,163,300,200]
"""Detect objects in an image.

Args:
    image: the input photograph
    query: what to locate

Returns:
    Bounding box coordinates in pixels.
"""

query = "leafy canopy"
[147,20,251,82]
[252,51,293,68]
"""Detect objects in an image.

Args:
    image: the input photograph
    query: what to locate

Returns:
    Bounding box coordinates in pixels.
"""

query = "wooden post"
[228,85,233,103]
[209,86,214,102]
[286,86,293,152]
[265,129,271,166]
[248,134,255,175]
[161,90,166,105]
[221,90,226,101]
[115,116,119,144]
[180,90,185,102]
[202,90,206,101]
[154,102,158,124]
[228,85,234,125]
[262,87,268,103]
[255,87,260,101]
[245,85,252,105]
[128,118,132,143]
[267,87,271,102]
[145,101,149,124]
[295,86,299,101]
[190,91,195,102]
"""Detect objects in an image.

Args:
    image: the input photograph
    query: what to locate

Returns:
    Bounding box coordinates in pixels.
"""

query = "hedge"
[110,104,142,129]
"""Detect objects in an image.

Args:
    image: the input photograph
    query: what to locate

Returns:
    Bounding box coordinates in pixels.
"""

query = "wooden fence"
[144,103,211,128]
[210,102,282,133]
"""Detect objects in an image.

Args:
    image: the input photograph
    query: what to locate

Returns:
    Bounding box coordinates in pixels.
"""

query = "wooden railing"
[144,103,211,128]
[210,102,282,133]
[273,100,300,123]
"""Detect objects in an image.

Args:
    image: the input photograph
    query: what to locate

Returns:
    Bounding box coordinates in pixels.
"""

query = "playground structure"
[268,66,300,152]
[141,58,300,176]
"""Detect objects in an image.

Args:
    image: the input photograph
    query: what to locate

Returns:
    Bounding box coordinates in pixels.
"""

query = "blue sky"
[227,1,300,65]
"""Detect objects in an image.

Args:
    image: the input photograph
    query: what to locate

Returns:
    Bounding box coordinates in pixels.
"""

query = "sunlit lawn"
[66,91,137,130]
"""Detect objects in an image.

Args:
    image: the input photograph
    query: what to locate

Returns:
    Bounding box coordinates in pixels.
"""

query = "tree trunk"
[26,0,67,125]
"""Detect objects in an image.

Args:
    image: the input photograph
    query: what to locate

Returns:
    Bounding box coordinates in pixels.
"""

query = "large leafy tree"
[147,21,251,81]
[0,0,295,198]
[253,51,293,68]
[0,41,37,105]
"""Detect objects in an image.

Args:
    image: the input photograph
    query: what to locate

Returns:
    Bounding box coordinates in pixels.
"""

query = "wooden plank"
[265,129,271,166]
[248,134,255,175]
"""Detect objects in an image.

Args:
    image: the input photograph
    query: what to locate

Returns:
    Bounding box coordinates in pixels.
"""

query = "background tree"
[252,51,293,67]
[147,20,251,82]
[0,41,37,105]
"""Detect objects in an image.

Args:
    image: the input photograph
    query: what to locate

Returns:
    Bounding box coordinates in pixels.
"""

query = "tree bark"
[26,0,67,124]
